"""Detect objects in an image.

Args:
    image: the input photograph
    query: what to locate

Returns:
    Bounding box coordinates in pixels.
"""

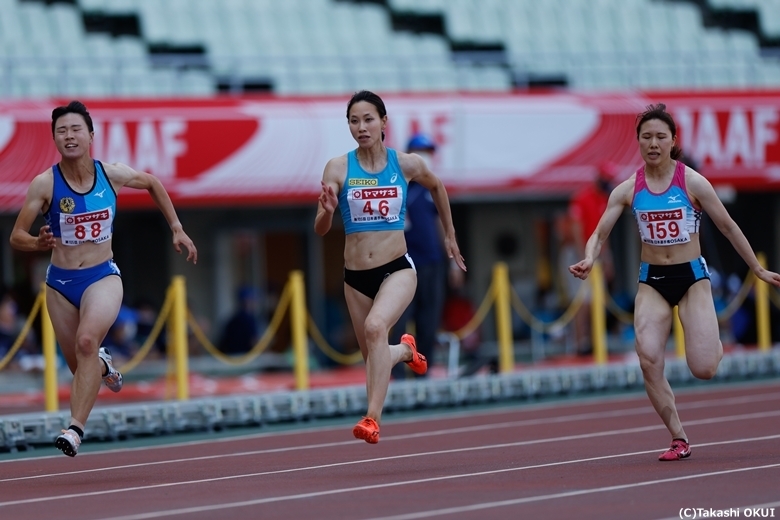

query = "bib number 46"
[363,199,390,217]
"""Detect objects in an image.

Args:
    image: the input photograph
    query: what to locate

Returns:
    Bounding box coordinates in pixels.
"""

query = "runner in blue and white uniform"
[10,101,197,457]
[315,91,466,444]
[569,103,780,462]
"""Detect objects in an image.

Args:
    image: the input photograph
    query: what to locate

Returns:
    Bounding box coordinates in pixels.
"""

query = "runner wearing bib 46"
[315,91,466,445]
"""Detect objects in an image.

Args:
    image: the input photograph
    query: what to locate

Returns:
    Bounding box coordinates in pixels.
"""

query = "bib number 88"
[75,223,102,240]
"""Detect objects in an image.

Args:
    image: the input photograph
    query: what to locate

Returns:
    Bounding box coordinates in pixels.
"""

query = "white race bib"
[636,207,691,246]
[347,186,403,224]
[60,208,113,246]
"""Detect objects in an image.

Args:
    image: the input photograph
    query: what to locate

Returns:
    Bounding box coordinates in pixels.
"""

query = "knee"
[636,348,664,379]
[362,316,388,346]
[75,334,99,358]
[689,359,720,380]
[688,344,722,380]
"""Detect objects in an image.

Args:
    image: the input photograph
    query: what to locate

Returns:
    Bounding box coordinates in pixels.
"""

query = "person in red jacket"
[566,162,616,355]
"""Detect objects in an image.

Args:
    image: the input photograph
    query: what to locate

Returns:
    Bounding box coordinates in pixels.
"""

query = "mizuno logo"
[390,174,397,183]
[94,189,106,198]
[650,276,665,280]
[667,195,681,203]
[56,279,73,284]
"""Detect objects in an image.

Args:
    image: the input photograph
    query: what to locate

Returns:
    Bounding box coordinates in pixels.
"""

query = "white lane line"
[2,403,779,485]
[2,388,778,475]
[363,466,780,520]
[89,441,780,520]
[0,417,778,509]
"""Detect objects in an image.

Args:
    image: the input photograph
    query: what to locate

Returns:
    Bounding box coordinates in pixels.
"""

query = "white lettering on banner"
[675,106,779,168]
[105,120,132,165]
[389,111,450,170]
[159,119,187,179]
[92,119,187,179]
[134,120,159,175]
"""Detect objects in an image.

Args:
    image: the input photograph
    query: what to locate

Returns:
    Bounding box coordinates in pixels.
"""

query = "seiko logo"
[348,179,377,186]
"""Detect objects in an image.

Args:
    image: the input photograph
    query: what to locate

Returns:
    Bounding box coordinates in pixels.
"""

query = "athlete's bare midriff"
[50,239,114,270]
[640,234,702,265]
[344,230,406,271]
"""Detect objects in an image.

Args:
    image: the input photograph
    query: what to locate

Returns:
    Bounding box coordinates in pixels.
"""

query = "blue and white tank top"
[632,160,701,246]
[338,148,408,235]
[44,160,117,246]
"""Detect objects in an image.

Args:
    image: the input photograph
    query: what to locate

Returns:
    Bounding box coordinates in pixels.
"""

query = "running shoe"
[401,334,427,375]
[55,429,81,457]
[99,347,123,393]
[352,416,380,444]
[658,438,691,461]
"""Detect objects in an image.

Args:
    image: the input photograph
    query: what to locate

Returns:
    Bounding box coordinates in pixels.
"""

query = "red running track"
[1,380,779,520]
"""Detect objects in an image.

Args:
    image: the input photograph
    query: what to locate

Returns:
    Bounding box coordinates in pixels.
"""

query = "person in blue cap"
[390,132,465,379]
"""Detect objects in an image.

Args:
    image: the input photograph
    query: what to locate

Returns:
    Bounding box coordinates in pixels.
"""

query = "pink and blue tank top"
[632,160,701,246]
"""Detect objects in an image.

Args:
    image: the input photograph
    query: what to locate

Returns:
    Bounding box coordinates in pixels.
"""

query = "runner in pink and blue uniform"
[569,104,780,461]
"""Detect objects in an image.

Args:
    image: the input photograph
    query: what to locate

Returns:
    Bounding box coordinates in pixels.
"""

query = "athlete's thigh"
[78,275,124,346]
[371,269,416,331]
[633,283,673,362]
[46,288,80,371]
[344,283,373,353]
[677,279,720,359]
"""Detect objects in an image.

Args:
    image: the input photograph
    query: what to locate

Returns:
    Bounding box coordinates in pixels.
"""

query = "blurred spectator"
[0,289,41,371]
[134,297,166,358]
[442,287,490,377]
[565,162,616,355]
[218,286,263,354]
[390,133,465,379]
[0,291,19,358]
[101,304,138,362]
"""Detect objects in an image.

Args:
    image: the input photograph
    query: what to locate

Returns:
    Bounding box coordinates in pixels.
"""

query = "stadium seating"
[0,0,778,98]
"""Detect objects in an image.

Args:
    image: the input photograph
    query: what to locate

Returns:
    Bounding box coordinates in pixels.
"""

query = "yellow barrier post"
[170,276,189,400]
[40,286,58,412]
[755,252,771,351]
[493,262,514,373]
[289,270,310,391]
[673,306,685,358]
[589,261,608,365]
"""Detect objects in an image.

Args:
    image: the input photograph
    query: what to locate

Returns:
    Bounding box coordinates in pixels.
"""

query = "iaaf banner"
[0,91,778,212]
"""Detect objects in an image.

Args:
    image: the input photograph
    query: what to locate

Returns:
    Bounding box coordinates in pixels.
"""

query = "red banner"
[1,91,778,213]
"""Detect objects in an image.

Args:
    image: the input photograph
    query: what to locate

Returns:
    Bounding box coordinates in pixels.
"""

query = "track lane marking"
[42,438,780,520]
[363,465,780,520]
[2,389,779,475]
[0,417,778,507]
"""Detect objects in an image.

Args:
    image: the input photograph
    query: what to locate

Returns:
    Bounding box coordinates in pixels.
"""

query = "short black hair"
[51,100,94,136]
